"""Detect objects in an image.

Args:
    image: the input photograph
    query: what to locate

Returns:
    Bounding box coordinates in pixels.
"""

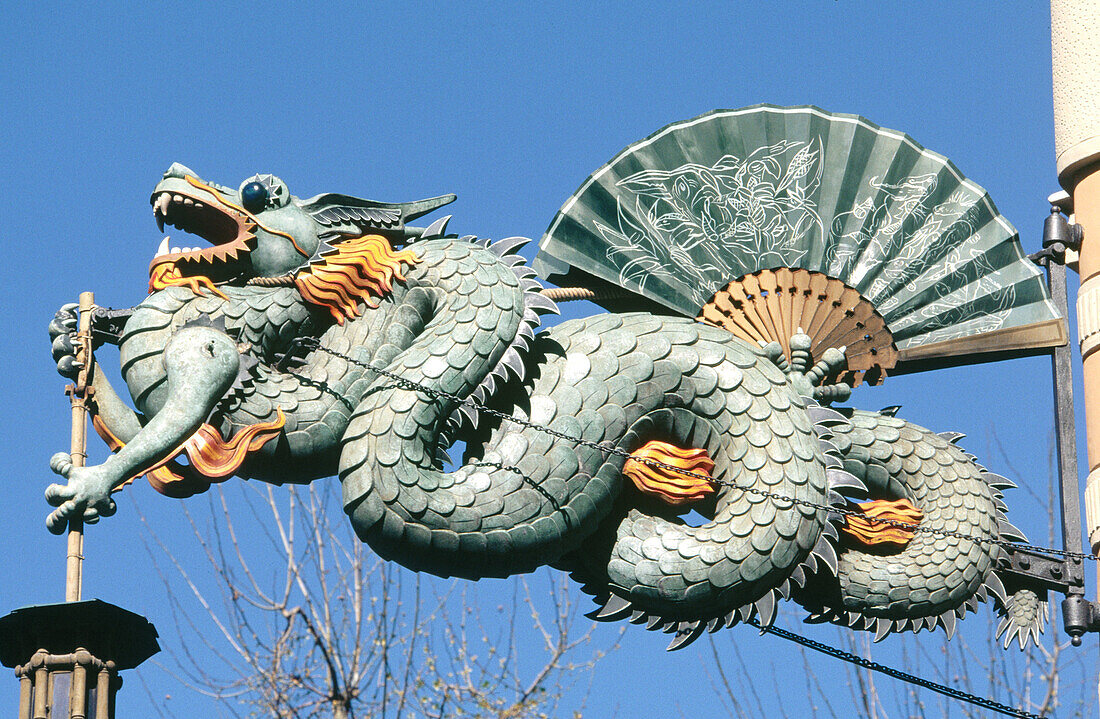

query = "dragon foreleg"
[46,325,241,532]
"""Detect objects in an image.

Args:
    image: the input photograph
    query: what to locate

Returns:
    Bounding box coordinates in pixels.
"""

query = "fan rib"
[700,269,897,386]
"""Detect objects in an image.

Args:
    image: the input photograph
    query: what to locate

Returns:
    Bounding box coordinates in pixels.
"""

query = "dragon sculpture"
[47,163,1045,650]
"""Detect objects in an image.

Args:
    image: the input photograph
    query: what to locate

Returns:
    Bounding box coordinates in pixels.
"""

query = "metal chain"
[746,618,1046,718]
[299,337,1095,564]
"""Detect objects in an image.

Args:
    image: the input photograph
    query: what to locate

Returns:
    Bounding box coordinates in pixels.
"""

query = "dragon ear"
[299,193,457,234]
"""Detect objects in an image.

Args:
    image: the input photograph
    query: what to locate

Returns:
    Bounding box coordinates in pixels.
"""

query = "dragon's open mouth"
[148,181,257,282]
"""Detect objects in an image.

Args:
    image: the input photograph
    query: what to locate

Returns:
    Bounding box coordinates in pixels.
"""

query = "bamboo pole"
[65,292,95,603]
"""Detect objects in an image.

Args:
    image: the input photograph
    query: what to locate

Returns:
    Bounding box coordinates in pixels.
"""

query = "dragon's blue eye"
[241,182,269,213]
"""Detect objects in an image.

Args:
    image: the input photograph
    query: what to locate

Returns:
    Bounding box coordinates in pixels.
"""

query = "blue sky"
[1,2,1092,716]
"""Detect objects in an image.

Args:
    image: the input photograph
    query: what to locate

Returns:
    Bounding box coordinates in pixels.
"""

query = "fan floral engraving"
[596,138,824,305]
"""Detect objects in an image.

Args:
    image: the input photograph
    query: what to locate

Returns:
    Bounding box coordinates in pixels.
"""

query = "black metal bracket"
[998,545,1079,597]
[1062,595,1100,641]
[1030,205,1083,266]
[89,306,133,347]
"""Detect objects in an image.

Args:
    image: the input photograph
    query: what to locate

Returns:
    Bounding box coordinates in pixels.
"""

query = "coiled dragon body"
[47,166,1044,651]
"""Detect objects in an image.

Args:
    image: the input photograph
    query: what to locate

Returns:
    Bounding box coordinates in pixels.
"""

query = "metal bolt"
[1019,557,1031,569]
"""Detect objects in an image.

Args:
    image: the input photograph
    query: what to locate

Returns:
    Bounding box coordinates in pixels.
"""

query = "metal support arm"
[1033,205,1093,644]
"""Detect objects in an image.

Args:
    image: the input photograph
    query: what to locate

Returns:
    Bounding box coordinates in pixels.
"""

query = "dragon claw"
[49,452,73,478]
[49,304,84,378]
[776,331,851,404]
[45,453,116,533]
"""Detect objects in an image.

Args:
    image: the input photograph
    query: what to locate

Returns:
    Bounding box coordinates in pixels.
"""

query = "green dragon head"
[148,163,455,302]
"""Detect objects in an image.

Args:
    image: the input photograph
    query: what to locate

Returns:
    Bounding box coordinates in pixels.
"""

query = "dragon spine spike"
[997,518,1028,543]
[938,431,966,444]
[878,405,901,417]
[984,573,1009,606]
[807,405,848,425]
[499,346,526,379]
[421,215,452,239]
[940,609,958,640]
[590,593,633,621]
[801,550,820,575]
[524,292,560,314]
[487,235,531,257]
[519,277,544,293]
[873,618,892,642]
[754,590,778,628]
[666,621,704,651]
[984,472,1017,490]
[825,467,865,495]
[811,534,839,577]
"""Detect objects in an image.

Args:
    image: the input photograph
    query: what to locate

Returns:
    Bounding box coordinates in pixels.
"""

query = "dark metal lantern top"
[0,599,159,670]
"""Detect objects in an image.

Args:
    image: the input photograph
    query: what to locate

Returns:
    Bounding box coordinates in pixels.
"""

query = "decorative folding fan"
[535,105,1066,382]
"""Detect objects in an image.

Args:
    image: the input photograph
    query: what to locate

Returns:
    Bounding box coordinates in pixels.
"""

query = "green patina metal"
[45,109,1053,651]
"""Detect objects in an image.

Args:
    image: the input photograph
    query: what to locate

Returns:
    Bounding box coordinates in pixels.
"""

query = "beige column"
[1054,1,1100,548]
[1054,0,1100,710]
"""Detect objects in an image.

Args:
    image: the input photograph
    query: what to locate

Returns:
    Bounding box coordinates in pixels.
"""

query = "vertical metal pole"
[66,292,94,603]
[1048,260,1085,580]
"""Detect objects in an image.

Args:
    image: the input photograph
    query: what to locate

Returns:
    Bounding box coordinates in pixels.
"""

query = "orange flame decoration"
[841,498,924,548]
[148,262,228,299]
[294,234,420,324]
[91,409,285,499]
[622,440,716,506]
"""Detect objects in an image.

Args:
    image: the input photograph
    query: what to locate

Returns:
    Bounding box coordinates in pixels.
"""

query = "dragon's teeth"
[171,246,181,254]
[157,215,165,232]
[156,236,170,257]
